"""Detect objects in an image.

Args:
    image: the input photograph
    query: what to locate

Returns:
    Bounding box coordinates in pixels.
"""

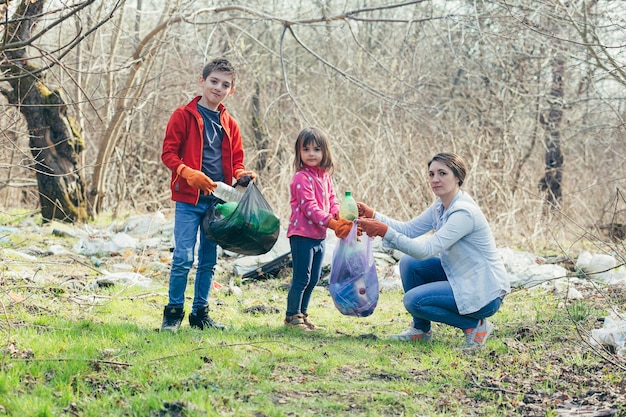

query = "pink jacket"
[287,166,340,239]
[161,96,246,205]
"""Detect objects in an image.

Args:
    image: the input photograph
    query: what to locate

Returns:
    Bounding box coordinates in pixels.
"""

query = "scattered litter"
[110,211,169,237]
[576,251,626,285]
[589,312,626,356]
[73,231,137,255]
[111,263,134,272]
[0,226,19,242]
[52,228,75,238]
[499,248,569,288]
[48,245,73,256]
[2,248,37,262]
[94,272,152,288]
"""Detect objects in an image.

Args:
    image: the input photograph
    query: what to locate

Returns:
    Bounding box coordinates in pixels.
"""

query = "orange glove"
[328,218,354,239]
[357,218,388,238]
[357,202,375,218]
[179,166,216,194]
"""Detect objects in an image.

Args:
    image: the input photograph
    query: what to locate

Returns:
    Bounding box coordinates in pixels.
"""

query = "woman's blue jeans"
[286,236,325,317]
[399,255,502,332]
[167,199,218,314]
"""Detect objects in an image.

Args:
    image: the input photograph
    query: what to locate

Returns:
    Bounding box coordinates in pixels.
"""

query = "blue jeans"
[286,236,325,317]
[167,199,218,314]
[399,255,502,332]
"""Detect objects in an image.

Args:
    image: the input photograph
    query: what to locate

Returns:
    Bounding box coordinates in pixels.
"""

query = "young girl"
[285,127,353,331]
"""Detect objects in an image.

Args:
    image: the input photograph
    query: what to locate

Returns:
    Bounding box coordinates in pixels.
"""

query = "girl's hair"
[428,152,467,186]
[293,127,335,174]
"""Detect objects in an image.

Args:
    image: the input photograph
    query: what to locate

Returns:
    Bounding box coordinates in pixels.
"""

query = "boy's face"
[198,70,234,111]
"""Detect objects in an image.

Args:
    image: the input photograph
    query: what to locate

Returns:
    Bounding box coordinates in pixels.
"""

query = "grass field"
[1,212,625,416]
[1,265,625,417]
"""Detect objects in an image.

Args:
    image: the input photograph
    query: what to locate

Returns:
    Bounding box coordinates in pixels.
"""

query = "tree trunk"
[539,57,565,209]
[0,0,88,222]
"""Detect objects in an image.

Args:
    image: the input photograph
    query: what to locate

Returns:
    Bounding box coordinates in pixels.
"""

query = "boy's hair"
[202,58,236,85]
[293,127,335,174]
[428,152,467,186]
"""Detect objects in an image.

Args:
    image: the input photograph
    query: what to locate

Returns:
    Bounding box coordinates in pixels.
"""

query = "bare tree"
[0,0,123,222]
[1,0,624,241]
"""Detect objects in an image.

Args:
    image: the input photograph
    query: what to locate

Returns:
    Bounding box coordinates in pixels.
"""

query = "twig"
[149,340,305,363]
[470,375,520,395]
[9,357,131,367]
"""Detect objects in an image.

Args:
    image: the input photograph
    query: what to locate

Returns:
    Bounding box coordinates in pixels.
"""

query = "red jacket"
[161,96,247,205]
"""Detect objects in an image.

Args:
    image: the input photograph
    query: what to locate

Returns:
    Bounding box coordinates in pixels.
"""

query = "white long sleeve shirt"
[376,190,510,315]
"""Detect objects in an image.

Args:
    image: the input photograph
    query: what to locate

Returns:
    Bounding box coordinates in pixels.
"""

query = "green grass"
[1,273,624,416]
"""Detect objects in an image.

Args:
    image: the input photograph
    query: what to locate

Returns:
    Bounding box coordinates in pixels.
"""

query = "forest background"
[1,0,625,252]
[1,1,626,415]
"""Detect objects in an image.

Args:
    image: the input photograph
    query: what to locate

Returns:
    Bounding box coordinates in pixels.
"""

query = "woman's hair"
[428,152,467,186]
[293,127,335,174]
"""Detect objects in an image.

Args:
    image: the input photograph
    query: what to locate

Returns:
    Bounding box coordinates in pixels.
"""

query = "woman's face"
[428,160,460,199]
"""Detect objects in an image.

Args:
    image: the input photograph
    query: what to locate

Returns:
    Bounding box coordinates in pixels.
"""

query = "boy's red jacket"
[162,96,246,205]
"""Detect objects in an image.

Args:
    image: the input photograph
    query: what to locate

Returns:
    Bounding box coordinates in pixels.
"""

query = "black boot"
[189,306,227,330]
[161,306,185,332]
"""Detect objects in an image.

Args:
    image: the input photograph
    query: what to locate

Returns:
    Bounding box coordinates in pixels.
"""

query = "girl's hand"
[328,219,354,239]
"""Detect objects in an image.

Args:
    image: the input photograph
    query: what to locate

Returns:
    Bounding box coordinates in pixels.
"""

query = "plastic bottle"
[339,191,358,221]
[255,209,280,234]
[215,201,239,216]
[212,181,244,202]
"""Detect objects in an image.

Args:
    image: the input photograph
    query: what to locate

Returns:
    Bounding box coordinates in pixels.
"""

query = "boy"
[161,58,256,332]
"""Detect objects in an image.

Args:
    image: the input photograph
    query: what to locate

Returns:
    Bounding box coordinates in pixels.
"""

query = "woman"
[357,153,510,349]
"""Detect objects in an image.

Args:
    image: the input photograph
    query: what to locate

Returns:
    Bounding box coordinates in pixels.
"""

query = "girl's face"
[300,141,323,168]
[428,160,460,199]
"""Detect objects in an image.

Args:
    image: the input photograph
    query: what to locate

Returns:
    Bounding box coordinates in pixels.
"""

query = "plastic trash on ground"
[589,312,626,356]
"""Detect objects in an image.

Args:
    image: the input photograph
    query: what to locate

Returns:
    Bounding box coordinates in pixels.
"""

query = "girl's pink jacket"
[161,96,246,205]
[287,165,340,239]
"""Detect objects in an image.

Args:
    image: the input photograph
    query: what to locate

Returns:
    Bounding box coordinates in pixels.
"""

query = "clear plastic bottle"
[339,191,358,221]
[212,181,244,202]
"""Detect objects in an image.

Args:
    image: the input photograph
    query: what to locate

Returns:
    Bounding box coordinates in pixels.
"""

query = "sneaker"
[464,319,494,348]
[284,313,312,331]
[161,306,185,332]
[189,306,227,330]
[389,327,432,342]
[303,314,324,331]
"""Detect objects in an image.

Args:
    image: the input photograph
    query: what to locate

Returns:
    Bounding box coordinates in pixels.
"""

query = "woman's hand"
[357,218,388,238]
[357,202,374,218]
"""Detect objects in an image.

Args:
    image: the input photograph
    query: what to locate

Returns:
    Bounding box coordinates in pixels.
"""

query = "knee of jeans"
[174,246,194,262]
[172,249,194,269]
[403,293,417,312]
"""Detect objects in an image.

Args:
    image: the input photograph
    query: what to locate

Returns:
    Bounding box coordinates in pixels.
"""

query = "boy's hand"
[235,170,257,183]
[357,218,388,238]
[357,202,375,218]
[180,166,216,194]
[328,218,354,239]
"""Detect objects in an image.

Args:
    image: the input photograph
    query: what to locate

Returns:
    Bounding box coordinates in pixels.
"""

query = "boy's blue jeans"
[286,236,325,317]
[399,255,502,332]
[167,200,218,314]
